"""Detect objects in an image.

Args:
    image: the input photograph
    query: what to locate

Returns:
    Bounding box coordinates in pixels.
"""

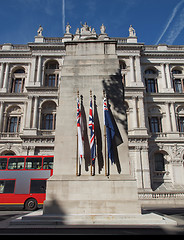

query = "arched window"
[119,60,126,70]
[5,105,22,133]
[0,150,16,156]
[145,69,156,74]
[172,67,184,93]
[41,101,56,130]
[177,106,184,132]
[148,106,162,133]
[44,60,59,87]
[144,68,158,93]
[154,153,165,171]
[10,68,25,93]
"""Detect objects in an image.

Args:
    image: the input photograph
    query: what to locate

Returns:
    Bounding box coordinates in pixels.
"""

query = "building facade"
[1,24,184,206]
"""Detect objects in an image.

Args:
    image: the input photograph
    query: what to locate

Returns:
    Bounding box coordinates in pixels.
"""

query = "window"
[0,180,15,193]
[10,68,25,93]
[5,105,22,134]
[173,79,184,93]
[30,180,46,193]
[41,101,57,130]
[11,78,25,93]
[8,157,24,170]
[146,79,158,93]
[6,116,21,133]
[42,114,56,130]
[154,153,165,171]
[0,158,7,170]
[43,157,53,169]
[145,69,156,74]
[172,69,182,74]
[45,74,59,87]
[45,61,59,69]
[145,68,158,93]
[25,157,42,170]
[178,117,184,132]
[46,114,53,130]
[149,117,162,133]
[44,60,59,87]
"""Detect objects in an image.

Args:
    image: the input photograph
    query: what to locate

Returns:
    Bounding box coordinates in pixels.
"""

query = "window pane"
[0,158,7,170]
[150,117,160,133]
[43,157,53,169]
[179,117,184,132]
[9,117,17,133]
[8,157,24,170]
[30,180,46,193]
[48,74,55,87]
[0,180,15,193]
[147,79,156,93]
[155,153,165,171]
[174,79,182,93]
[45,114,53,130]
[25,157,42,169]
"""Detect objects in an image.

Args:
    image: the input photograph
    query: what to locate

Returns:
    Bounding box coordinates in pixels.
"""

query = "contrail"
[62,0,65,34]
[155,0,184,44]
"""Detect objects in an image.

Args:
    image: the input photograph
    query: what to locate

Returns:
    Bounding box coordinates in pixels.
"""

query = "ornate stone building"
[1,23,184,206]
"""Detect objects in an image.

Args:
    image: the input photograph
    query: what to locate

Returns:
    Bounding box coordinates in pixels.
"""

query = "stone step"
[10,210,177,226]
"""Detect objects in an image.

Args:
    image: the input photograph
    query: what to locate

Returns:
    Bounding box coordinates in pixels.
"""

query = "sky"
[0,0,184,45]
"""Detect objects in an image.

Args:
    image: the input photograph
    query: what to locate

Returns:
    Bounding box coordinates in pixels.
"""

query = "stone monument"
[43,23,141,223]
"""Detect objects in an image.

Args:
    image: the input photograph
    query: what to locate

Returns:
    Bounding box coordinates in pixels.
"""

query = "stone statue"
[75,28,80,35]
[65,22,71,34]
[80,22,91,34]
[129,25,136,37]
[37,25,43,37]
[92,28,96,34]
[100,24,106,34]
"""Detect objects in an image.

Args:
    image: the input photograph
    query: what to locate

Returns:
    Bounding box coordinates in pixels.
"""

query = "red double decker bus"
[0,155,53,210]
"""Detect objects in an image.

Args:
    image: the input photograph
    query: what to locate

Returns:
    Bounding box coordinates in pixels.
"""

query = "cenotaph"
[43,24,141,222]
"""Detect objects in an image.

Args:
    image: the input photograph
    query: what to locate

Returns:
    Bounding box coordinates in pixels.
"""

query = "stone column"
[135,56,142,83]
[138,96,146,128]
[0,63,5,88]
[30,57,36,84]
[3,63,9,91]
[165,102,172,132]
[0,101,4,132]
[161,63,167,89]
[141,147,151,190]
[36,56,42,85]
[129,56,135,82]
[25,96,33,128]
[165,63,172,89]
[170,102,177,132]
[33,96,38,128]
[132,96,138,129]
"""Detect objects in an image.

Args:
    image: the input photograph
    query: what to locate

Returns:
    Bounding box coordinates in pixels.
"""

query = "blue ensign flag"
[103,98,115,164]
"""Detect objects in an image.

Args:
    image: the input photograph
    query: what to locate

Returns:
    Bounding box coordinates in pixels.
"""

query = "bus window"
[0,180,15,193]
[0,158,7,170]
[25,157,42,170]
[30,180,46,193]
[8,158,24,170]
[43,157,53,169]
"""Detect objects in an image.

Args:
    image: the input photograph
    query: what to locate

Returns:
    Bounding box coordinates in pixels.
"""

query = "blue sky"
[0,0,184,45]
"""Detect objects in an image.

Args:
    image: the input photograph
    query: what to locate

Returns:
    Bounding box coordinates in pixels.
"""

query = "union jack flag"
[77,98,83,164]
[89,97,96,166]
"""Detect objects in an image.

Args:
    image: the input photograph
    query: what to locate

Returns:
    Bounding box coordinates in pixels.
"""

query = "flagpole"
[76,90,79,176]
[103,90,107,176]
[90,90,93,176]
[76,132,79,176]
